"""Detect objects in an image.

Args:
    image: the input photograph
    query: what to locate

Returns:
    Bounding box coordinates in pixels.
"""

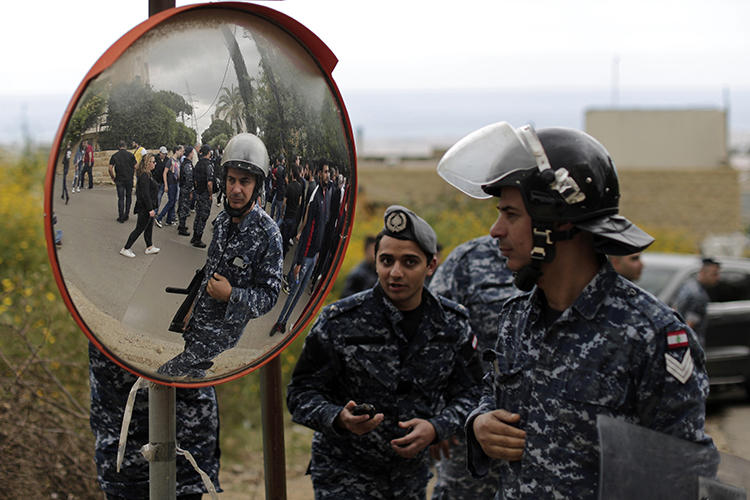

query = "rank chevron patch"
[665,350,694,384]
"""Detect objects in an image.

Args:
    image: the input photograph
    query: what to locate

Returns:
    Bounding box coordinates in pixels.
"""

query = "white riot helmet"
[221,133,270,216]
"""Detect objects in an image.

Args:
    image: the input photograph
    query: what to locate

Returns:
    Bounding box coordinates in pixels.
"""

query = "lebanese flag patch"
[471,335,478,350]
[667,329,689,349]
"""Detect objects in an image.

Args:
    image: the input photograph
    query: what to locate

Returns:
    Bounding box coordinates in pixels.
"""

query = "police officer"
[177,146,195,237]
[428,234,517,500]
[191,144,215,248]
[287,205,482,500]
[437,122,714,499]
[670,257,720,348]
[158,133,283,378]
[89,345,220,499]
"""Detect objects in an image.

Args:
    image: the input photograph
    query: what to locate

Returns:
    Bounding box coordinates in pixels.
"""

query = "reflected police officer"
[287,205,483,499]
[437,122,714,499]
[177,146,195,237]
[191,144,214,248]
[159,133,283,378]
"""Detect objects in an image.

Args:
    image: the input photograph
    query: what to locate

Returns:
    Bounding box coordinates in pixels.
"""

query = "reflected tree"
[202,118,233,148]
[100,81,197,149]
[64,82,107,145]
[214,86,246,135]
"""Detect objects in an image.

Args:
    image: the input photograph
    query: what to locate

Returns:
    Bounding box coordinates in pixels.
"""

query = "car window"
[638,266,679,297]
[707,270,750,302]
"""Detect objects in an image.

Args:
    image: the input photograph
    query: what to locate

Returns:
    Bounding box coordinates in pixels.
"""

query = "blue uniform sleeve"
[635,321,714,446]
[286,316,347,436]
[464,369,498,478]
[428,320,483,442]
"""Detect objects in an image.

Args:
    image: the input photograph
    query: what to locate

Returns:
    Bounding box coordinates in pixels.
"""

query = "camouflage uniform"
[89,344,220,498]
[177,158,194,233]
[428,235,517,499]
[287,285,483,499]
[670,278,710,347]
[159,204,283,376]
[466,262,714,499]
[191,158,214,244]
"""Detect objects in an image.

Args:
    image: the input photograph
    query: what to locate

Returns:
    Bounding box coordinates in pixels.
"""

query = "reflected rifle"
[165,267,205,333]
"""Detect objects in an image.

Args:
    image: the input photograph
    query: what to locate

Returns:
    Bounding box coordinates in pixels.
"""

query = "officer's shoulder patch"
[438,296,469,318]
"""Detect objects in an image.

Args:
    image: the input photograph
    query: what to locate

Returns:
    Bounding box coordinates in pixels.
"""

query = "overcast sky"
[4,0,749,96]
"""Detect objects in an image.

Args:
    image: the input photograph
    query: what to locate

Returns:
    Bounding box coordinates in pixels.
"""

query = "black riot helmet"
[437,122,653,290]
[221,133,270,217]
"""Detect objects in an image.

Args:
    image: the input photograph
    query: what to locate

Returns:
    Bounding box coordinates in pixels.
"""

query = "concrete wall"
[585,109,728,168]
[55,149,160,185]
[618,168,740,245]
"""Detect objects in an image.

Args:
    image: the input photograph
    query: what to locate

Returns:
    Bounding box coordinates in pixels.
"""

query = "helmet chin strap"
[513,222,579,292]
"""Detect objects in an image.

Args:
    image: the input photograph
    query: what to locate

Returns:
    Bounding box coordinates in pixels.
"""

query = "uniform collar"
[373,283,446,326]
[530,261,615,322]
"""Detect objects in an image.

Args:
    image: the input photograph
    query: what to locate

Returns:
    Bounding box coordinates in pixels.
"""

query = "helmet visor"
[437,122,540,199]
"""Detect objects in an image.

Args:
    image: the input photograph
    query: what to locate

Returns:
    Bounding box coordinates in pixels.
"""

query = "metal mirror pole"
[149,381,176,499]
[146,3,177,500]
[261,356,287,499]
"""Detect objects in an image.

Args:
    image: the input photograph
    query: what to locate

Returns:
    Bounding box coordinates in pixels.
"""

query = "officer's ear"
[425,255,438,276]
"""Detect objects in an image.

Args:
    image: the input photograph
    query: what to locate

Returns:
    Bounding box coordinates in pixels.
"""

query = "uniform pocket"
[563,369,627,410]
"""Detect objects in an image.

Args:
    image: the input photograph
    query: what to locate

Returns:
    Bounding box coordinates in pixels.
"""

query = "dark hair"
[364,235,377,249]
[374,231,433,263]
[119,140,127,148]
[701,257,720,267]
[290,163,301,181]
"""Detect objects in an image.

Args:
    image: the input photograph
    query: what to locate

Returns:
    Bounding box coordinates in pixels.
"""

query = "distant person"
[671,257,721,348]
[73,142,84,193]
[339,235,377,298]
[270,156,286,223]
[158,133,282,378]
[153,145,169,209]
[177,146,195,237]
[610,252,644,281]
[88,344,221,499]
[108,140,137,223]
[191,145,214,248]
[119,153,159,258]
[82,139,95,189]
[61,141,71,204]
[279,161,303,257]
[270,161,330,335]
[155,145,183,228]
[131,139,147,165]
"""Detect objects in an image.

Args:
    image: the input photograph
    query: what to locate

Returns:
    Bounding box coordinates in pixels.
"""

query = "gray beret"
[382,205,438,256]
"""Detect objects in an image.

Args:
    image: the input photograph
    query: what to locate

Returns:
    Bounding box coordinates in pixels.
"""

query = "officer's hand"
[149,210,155,218]
[206,273,232,302]
[390,419,435,459]
[473,409,526,461]
[429,435,459,460]
[334,400,383,436]
[293,264,301,281]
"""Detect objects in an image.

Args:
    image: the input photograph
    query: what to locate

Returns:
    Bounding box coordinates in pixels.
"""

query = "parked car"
[637,252,750,397]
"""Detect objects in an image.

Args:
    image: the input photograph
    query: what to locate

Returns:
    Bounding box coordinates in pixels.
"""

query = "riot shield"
[596,415,741,500]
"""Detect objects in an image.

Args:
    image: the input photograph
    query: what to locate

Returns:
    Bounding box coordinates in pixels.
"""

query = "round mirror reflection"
[49,5,355,384]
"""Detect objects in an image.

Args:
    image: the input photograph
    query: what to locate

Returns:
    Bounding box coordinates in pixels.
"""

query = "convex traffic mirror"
[45,3,356,386]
